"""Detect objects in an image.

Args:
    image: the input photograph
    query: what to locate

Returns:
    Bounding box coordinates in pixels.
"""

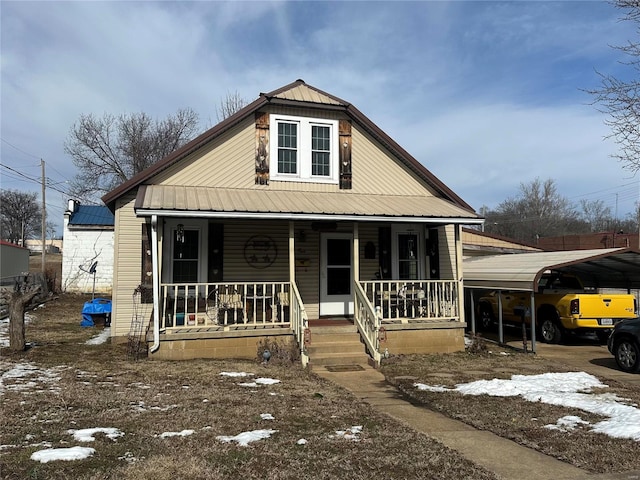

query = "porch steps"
[307,325,370,368]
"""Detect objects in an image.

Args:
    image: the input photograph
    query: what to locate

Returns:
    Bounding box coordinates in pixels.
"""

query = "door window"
[172,228,199,283]
[326,238,351,295]
[398,233,419,280]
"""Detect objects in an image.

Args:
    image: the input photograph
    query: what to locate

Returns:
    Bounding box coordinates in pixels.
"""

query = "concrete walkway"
[314,365,640,480]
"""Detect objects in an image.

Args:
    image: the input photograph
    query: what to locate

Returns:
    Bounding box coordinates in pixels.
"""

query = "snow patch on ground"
[216,429,277,446]
[415,371,640,441]
[31,446,95,463]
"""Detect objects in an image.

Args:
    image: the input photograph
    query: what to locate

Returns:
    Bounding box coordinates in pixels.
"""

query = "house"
[61,200,114,294]
[462,227,540,258]
[102,79,482,366]
[0,241,29,285]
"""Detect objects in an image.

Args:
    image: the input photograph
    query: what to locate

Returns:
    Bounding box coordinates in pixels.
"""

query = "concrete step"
[307,328,370,366]
[309,332,362,344]
[307,341,364,355]
[309,324,357,334]
[309,351,372,367]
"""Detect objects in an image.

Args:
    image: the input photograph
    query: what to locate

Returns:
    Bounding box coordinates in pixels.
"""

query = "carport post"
[498,290,504,344]
[530,292,536,353]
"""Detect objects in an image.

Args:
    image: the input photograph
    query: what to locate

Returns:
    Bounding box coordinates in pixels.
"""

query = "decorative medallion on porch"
[243,235,277,269]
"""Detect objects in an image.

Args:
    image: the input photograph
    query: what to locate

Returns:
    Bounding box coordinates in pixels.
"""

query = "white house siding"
[439,225,456,280]
[61,220,114,295]
[358,223,380,282]
[112,193,145,338]
[153,118,255,189]
[221,220,290,284]
[149,109,437,199]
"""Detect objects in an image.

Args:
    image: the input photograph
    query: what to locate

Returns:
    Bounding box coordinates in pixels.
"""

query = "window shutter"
[378,226,391,279]
[428,228,440,279]
[141,222,153,303]
[208,222,224,282]
[339,120,352,189]
[255,112,270,185]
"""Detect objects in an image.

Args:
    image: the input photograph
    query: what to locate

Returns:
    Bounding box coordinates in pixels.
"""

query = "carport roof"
[463,248,640,291]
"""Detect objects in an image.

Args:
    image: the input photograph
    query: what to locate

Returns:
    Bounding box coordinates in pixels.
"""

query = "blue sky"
[2,1,639,235]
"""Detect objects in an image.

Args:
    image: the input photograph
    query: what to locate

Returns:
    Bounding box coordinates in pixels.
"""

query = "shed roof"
[134,185,482,224]
[69,205,114,227]
[463,248,640,291]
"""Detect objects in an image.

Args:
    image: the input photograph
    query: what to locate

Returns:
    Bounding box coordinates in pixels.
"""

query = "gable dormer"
[254,109,351,188]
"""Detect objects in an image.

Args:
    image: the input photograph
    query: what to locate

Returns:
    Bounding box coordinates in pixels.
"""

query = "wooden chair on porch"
[275,291,289,322]
[217,291,244,324]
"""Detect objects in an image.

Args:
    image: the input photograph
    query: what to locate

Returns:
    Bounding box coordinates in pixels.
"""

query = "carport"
[463,247,640,352]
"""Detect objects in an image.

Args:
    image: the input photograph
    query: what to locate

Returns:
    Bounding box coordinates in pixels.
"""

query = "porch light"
[176,224,185,243]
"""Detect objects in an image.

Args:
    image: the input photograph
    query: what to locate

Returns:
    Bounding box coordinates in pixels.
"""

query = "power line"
[0,137,42,160]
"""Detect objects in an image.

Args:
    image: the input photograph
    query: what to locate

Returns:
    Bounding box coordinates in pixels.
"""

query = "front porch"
[149,278,464,364]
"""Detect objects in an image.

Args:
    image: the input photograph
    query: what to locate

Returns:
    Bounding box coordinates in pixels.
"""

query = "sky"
[2,1,640,236]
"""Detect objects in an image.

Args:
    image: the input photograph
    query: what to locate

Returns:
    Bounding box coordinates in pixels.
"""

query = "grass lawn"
[381,340,640,474]
[0,294,497,480]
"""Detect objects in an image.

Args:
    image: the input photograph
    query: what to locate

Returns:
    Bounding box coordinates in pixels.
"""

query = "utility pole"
[41,159,46,275]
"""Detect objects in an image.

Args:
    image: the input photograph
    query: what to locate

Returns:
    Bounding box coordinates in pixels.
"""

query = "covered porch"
[137,186,480,365]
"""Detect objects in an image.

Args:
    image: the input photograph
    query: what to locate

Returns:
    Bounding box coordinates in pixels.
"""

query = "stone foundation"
[381,324,465,355]
[148,331,294,361]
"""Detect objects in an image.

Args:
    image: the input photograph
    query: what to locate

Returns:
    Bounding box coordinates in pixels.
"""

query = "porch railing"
[360,280,459,321]
[160,282,291,330]
[289,282,309,368]
[353,281,381,365]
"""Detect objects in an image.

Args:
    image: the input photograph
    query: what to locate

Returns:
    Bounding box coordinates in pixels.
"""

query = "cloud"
[2,1,639,233]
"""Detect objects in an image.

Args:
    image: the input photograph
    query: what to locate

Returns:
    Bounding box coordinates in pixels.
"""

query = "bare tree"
[588,0,640,172]
[216,91,249,122]
[484,178,580,242]
[65,109,200,200]
[1,275,41,352]
[579,199,615,232]
[0,189,42,245]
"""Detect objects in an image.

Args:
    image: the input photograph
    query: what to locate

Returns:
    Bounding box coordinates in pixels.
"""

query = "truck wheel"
[539,319,563,344]
[478,306,494,331]
[614,339,640,373]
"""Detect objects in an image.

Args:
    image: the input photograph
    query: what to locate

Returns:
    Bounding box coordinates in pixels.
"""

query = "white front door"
[320,233,353,316]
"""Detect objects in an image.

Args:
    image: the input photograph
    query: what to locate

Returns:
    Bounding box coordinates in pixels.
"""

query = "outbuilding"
[463,248,640,351]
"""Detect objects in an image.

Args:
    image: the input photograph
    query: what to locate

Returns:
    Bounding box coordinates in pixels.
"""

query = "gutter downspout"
[150,215,160,353]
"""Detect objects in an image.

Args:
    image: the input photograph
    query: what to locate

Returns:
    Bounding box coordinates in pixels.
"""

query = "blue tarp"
[81,298,112,327]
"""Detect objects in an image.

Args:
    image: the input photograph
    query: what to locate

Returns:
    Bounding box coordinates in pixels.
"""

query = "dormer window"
[270,114,339,184]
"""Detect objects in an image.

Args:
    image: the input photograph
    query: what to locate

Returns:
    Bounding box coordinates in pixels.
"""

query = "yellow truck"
[477,272,637,344]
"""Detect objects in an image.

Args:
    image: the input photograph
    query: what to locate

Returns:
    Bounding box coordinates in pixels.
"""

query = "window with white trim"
[270,114,339,183]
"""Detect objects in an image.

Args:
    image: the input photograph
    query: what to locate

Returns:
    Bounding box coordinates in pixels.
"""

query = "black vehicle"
[607,317,640,373]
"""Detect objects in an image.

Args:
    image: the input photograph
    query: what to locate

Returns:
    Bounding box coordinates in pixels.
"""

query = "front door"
[320,233,353,316]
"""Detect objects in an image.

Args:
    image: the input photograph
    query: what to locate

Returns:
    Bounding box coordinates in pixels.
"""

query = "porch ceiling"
[134,185,483,224]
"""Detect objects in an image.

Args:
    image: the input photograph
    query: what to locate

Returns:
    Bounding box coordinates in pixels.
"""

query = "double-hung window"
[270,114,339,183]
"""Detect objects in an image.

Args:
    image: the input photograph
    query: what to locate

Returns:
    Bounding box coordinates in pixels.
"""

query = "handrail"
[289,281,309,368]
[353,280,381,365]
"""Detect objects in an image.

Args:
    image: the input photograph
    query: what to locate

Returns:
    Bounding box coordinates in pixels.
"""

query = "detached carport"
[463,248,640,352]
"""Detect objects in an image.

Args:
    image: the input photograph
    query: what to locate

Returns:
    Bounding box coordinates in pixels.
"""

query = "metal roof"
[134,185,483,224]
[69,205,114,226]
[463,248,640,291]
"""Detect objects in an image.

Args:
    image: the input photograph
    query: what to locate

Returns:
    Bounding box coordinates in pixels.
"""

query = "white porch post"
[353,223,359,283]
[289,221,295,284]
[455,224,464,323]
[150,215,160,353]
